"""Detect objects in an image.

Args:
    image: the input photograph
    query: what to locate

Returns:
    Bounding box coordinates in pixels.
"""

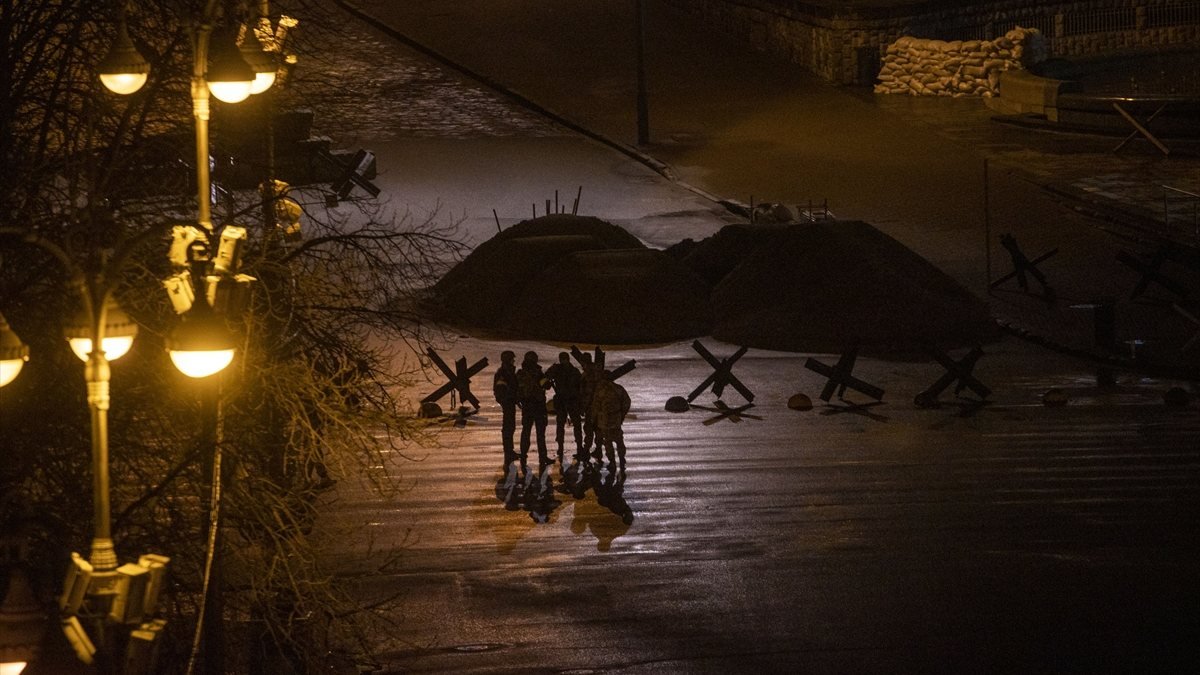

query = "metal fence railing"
[949,1,1200,43]
[1063,7,1137,35]
[945,15,1054,42]
[1147,2,1200,28]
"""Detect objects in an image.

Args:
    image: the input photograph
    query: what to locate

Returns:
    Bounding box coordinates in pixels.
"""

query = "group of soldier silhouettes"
[493,350,631,480]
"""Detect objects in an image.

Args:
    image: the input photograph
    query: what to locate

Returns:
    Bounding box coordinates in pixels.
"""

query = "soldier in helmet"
[516,350,552,477]
[545,351,584,466]
[578,352,603,462]
[493,350,518,473]
[590,370,631,473]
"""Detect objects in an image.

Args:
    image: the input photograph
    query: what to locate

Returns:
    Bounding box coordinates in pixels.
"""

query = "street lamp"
[100,3,277,378]
[93,5,295,671]
[167,301,237,379]
[204,31,255,104]
[96,18,149,96]
[64,300,139,364]
[0,313,29,389]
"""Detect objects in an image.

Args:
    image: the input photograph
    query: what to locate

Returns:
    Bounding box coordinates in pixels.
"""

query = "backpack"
[517,366,547,404]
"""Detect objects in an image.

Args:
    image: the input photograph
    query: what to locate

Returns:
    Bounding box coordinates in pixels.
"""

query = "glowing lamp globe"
[0,313,29,388]
[100,72,149,96]
[0,357,27,388]
[206,35,255,103]
[64,301,139,362]
[167,307,236,378]
[170,349,234,379]
[97,22,149,95]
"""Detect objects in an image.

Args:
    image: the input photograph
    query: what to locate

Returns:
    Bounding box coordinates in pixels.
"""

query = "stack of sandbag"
[874,27,1047,97]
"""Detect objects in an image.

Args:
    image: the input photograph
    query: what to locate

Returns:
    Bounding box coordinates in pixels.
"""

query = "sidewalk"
[339,0,1200,373]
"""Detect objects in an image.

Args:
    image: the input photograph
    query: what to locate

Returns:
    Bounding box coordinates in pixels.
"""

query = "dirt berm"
[694,220,997,353]
[428,215,712,343]
[429,215,996,351]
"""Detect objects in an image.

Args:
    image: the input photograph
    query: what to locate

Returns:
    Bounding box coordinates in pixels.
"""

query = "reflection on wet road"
[320,336,1200,672]
[297,8,1200,672]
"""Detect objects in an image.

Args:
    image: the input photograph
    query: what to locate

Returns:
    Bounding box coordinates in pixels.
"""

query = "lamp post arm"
[0,228,101,339]
[0,228,78,277]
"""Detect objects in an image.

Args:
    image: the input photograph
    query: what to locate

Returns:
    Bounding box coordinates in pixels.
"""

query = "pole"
[84,283,119,575]
[635,0,649,145]
[192,15,216,235]
[187,374,225,675]
[85,351,117,572]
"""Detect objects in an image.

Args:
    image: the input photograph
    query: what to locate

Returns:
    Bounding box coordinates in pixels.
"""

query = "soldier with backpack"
[545,351,584,466]
[590,371,631,473]
[516,351,552,478]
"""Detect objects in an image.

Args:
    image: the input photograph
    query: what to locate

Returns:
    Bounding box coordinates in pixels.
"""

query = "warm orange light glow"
[0,661,29,675]
[68,336,135,363]
[169,349,235,378]
[0,357,25,388]
[99,72,148,95]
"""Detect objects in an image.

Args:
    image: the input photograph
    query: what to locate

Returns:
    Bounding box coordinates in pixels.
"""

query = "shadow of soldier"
[478,469,537,555]
[493,464,562,524]
[524,465,562,523]
[570,470,633,551]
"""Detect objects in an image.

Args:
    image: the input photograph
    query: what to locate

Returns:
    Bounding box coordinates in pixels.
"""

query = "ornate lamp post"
[98,5,288,673]
[101,1,279,380]
[2,1,286,672]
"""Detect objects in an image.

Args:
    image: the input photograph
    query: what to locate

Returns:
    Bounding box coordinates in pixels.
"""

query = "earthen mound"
[680,224,795,286]
[429,215,711,342]
[703,221,996,353]
[502,248,711,343]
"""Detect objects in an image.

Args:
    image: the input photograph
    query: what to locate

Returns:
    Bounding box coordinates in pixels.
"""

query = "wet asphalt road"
[298,7,1200,674]
[316,338,1200,673]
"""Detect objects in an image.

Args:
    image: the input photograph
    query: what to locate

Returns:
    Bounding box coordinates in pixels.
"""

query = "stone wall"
[873,28,1046,97]
[664,0,1200,86]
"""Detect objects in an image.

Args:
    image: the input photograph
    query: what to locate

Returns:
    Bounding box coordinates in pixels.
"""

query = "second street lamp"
[167,301,237,379]
[0,313,29,389]
[96,16,149,96]
[64,300,139,364]
[205,30,255,104]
